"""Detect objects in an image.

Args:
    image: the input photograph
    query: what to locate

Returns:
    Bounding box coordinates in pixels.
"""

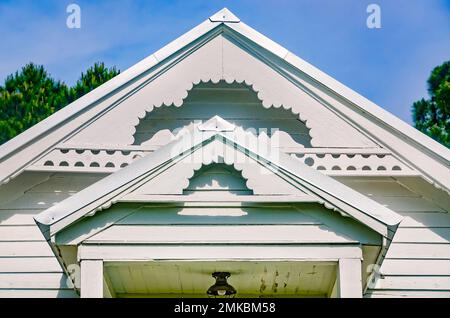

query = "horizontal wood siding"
[338,177,450,298]
[86,224,359,244]
[365,290,450,298]
[0,172,101,298]
[0,289,78,298]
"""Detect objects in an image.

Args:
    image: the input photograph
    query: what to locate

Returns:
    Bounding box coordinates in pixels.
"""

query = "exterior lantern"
[207,272,236,297]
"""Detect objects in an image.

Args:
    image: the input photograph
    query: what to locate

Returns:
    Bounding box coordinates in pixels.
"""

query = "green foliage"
[0,64,69,144]
[0,62,119,145]
[412,61,450,147]
[69,62,120,102]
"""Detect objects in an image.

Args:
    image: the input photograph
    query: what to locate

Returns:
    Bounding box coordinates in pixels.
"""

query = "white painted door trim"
[77,244,363,298]
[80,260,104,298]
[337,258,363,298]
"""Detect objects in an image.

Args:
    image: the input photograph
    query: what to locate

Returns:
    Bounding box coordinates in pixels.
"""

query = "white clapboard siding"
[0,273,73,289]
[340,177,450,296]
[0,242,55,257]
[381,259,450,275]
[336,179,419,197]
[392,228,450,244]
[0,289,77,298]
[0,257,63,273]
[0,209,40,225]
[0,225,47,242]
[366,290,450,298]
[86,225,357,244]
[24,173,104,193]
[0,192,74,210]
[372,276,450,290]
[370,196,445,212]
[118,206,322,225]
[399,213,450,228]
[385,243,450,259]
[0,172,102,298]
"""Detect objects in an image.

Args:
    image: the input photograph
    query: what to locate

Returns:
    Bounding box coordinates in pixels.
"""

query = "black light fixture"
[207,272,237,297]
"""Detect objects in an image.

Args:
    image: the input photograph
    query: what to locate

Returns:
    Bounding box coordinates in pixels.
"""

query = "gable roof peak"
[198,116,236,132]
[209,8,240,23]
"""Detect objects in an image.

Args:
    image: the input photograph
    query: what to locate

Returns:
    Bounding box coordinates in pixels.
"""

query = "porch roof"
[35,120,403,239]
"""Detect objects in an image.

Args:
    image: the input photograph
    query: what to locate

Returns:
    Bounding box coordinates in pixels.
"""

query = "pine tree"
[412,61,450,147]
[0,62,120,145]
[0,64,69,144]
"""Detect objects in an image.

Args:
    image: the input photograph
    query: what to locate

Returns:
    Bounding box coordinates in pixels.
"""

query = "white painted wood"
[120,194,314,203]
[281,39,450,191]
[0,209,42,225]
[381,259,450,275]
[80,260,103,298]
[0,289,77,298]
[36,129,402,240]
[0,173,100,298]
[297,153,415,176]
[396,176,450,211]
[385,243,450,259]
[0,225,46,242]
[132,141,306,196]
[55,207,136,246]
[78,245,362,262]
[85,225,358,244]
[221,34,376,148]
[366,290,450,298]
[349,177,450,296]
[338,258,362,298]
[0,7,448,298]
[209,8,240,23]
[0,257,63,273]
[0,192,74,210]
[0,172,52,207]
[58,203,379,246]
[0,14,218,184]
[0,241,55,257]
[117,206,323,225]
[392,228,450,244]
[0,8,448,192]
[227,134,402,236]
[0,273,72,289]
[337,178,419,197]
[372,276,450,290]
[398,213,450,228]
[300,207,381,245]
[184,163,252,194]
[370,196,445,212]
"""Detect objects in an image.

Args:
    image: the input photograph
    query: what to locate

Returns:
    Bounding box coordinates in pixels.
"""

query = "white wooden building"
[0,8,449,298]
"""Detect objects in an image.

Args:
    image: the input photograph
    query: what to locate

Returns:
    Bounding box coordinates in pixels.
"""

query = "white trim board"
[78,244,363,262]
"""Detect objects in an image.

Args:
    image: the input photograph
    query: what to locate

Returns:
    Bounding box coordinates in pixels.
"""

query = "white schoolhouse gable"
[0,8,449,298]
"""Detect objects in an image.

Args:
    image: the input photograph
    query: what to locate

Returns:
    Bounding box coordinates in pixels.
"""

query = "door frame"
[78,244,363,298]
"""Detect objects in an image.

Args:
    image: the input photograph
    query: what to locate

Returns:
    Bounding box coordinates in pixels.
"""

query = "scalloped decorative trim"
[131,79,314,146]
[181,160,252,194]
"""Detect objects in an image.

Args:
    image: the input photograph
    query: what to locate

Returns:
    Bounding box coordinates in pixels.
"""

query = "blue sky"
[0,0,449,124]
